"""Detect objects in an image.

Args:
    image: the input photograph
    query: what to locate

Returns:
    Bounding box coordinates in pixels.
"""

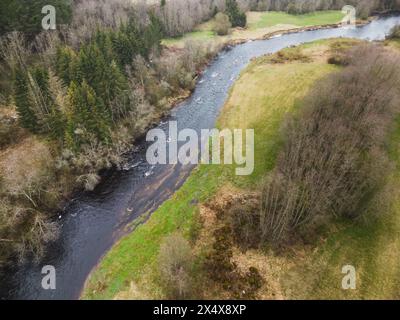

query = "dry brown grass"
[0,136,61,264]
[0,137,51,195]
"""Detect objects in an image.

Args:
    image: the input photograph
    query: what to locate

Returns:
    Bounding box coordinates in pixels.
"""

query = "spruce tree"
[67,81,111,149]
[14,68,38,132]
[76,41,128,112]
[102,60,129,115]
[56,46,78,86]
[94,30,117,63]
[32,67,65,139]
[225,0,247,28]
[76,44,99,88]
[112,28,138,67]
[143,13,164,56]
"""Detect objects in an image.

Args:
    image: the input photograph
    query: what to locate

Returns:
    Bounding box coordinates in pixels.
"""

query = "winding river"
[1,15,400,300]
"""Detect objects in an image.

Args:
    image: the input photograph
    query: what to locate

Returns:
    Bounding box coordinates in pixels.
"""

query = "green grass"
[82,41,337,300]
[248,11,344,30]
[162,10,345,47]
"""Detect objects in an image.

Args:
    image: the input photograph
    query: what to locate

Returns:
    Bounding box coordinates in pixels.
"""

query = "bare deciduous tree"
[259,44,400,244]
[158,233,193,299]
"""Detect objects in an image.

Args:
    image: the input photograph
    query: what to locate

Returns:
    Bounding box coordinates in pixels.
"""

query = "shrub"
[287,3,298,15]
[0,113,24,149]
[158,233,193,299]
[213,13,231,36]
[230,201,260,249]
[203,225,237,286]
[327,55,348,66]
[269,47,311,64]
[203,215,264,298]
[327,40,360,66]
[243,267,263,298]
[387,24,400,39]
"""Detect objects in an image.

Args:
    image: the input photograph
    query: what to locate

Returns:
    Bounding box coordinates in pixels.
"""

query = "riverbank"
[83,37,400,300]
[0,10,353,269]
[81,14,400,300]
[81,39,343,299]
[162,10,347,48]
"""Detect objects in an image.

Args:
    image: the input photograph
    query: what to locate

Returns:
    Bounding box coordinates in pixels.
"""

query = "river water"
[1,15,400,300]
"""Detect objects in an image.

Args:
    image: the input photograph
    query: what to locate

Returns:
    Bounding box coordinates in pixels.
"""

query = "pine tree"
[14,68,38,132]
[94,30,117,63]
[30,66,66,138]
[66,81,111,149]
[76,44,100,88]
[143,13,164,56]
[31,67,52,103]
[76,41,128,112]
[56,46,78,86]
[225,0,247,28]
[112,27,139,67]
[101,60,129,116]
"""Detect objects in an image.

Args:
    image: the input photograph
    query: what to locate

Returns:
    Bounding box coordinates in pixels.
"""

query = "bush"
[269,47,311,64]
[230,201,260,249]
[387,24,400,39]
[287,3,298,15]
[327,39,360,66]
[203,217,264,298]
[204,225,237,286]
[213,13,231,36]
[327,54,350,66]
[0,113,24,149]
[158,233,193,299]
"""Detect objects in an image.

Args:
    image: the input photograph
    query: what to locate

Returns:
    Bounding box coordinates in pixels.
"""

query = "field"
[247,10,344,29]
[162,10,345,47]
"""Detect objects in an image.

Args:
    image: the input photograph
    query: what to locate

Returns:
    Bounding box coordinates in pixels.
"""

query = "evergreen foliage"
[0,0,72,37]
[65,81,111,149]
[14,68,38,132]
[225,0,247,28]
[53,14,163,149]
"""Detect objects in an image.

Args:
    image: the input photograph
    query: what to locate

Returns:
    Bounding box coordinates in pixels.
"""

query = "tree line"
[13,14,163,151]
[2,1,400,39]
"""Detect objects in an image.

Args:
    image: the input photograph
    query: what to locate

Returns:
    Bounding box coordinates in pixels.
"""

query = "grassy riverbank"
[162,10,345,47]
[84,36,400,299]
[82,40,341,299]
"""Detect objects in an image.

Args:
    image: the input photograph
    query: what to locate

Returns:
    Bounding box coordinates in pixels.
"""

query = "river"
[1,15,400,300]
